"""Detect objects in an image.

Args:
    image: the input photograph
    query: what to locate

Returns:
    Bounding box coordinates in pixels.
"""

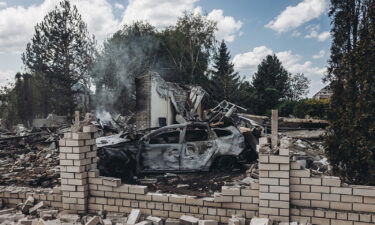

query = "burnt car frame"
[98,122,257,178]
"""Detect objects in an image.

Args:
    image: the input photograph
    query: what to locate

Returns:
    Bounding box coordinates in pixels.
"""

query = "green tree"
[0,73,38,127]
[22,0,96,116]
[287,73,310,100]
[252,54,290,114]
[160,12,217,89]
[325,0,375,185]
[210,40,242,104]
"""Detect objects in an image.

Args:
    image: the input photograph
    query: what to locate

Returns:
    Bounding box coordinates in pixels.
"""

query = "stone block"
[180,215,199,225]
[146,216,163,225]
[269,155,289,164]
[291,161,301,170]
[279,148,289,156]
[136,221,153,225]
[353,188,375,197]
[341,195,363,203]
[331,187,352,195]
[65,140,85,147]
[301,178,321,185]
[60,147,73,153]
[165,218,180,225]
[127,209,141,225]
[249,217,272,225]
[259,163,279,171]
[82,125,98,133]
[222,186,241,196]
[72,132,92,140]
[259,178,279,185]
[29,201,49,215]
[301,192,321,200]
[322,176,341,187]
[290,170,310,178]
[331,202,353,211]
[259,155,269,163]
[103,178,121,187]
[269,200,289,209]
[169,195,186,204]
[73,146,91,153]
[214,193,232,203]
[198,220,218,225]
[259,193,279,200]
[310,185,329,193]
[241,189,258,197]
[129,185,148,194]
[269,171,289,178]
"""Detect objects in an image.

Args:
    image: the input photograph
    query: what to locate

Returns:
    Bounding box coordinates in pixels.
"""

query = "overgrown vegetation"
[325,0,375,185]
[278,99,329,119]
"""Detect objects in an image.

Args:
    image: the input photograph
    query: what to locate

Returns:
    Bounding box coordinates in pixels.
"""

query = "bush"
[278,99,329,119]
[278,100,298,117]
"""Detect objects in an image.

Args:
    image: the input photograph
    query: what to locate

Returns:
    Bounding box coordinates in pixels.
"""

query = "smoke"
[91,23,163,116]
[95,109,113,123]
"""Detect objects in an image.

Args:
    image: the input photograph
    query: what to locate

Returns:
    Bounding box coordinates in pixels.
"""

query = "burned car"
[97,122,257,180]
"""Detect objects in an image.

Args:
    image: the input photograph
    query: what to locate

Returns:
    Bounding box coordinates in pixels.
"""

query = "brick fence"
[1,126,375,225]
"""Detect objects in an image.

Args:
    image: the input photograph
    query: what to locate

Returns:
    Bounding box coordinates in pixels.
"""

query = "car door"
[139,128,182,171]
[180,124,218,170]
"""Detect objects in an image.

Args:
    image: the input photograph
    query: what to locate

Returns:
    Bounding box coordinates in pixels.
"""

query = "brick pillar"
[258,137,290,222]
[59,125,98,213]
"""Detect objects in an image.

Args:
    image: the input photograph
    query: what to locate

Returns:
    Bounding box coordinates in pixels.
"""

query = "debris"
[0,208,14,215]
[228,218,240,225]
[102,219,113,225]
[29,201,48,215]
[58,213,80,223]
[126,209,141,225]
[249,218,272,225]
[146,216,163,225]
[85,216,101,225]
[136,221,153,225]
[231,215,245,225]
[165,218,179,225]
[180,215,199,225]
[198,220,218,225]
[20,196,35,214]
[176,184,189,189]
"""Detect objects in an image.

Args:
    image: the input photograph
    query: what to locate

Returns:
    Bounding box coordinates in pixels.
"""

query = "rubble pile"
[0,129,60,188]
[137,171,252,197]
[288,138,330,176]
[0,202,308,225]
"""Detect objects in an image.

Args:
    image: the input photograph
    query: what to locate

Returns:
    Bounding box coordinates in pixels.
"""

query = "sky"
[0,0,331,96]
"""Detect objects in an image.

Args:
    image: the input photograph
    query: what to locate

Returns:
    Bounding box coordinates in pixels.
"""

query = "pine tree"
[22,0,96,116]
[252,54,290,114]
[210,40,242,104]
[325,0,375,185]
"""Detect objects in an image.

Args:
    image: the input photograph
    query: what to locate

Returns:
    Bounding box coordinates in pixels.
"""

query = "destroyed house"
[135,72,207,130]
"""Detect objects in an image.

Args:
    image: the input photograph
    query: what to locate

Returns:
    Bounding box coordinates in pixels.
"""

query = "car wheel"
[215,156,237,172]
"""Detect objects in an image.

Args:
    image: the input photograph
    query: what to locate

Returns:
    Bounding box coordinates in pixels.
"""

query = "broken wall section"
[258,137,375,225]
[87,173,259,223]
[0,186,62,210]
